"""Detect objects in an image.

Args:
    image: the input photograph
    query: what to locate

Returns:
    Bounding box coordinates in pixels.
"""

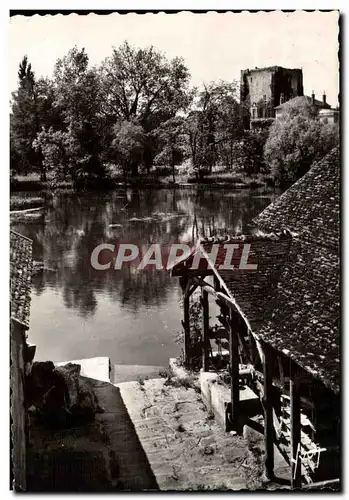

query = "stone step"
[55,356,111,382]
[111,364,166,384]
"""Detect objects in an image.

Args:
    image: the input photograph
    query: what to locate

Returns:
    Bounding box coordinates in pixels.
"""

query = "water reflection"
[11,187,280,364]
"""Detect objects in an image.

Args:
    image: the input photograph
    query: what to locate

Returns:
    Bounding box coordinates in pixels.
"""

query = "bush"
[264,114,339,186]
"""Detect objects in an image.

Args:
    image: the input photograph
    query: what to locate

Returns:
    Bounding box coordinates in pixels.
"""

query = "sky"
[9,10,340,106]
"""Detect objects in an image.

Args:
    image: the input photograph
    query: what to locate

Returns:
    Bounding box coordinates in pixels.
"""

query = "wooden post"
[263,346,274,480]
[229,309,239,426]
[183,293,190,367]
[201,289,210,371]
[213,275,221,292]
[290,377,302,489]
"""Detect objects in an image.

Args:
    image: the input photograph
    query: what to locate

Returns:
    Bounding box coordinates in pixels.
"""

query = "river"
[11,186,281,366]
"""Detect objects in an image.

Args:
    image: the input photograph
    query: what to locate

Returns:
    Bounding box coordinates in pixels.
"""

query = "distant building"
[275,92,332,120]
[240,66,304,128]
[318,107,340,125]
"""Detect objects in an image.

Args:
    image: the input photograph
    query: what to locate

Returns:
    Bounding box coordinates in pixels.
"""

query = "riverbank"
[10,170,275,193]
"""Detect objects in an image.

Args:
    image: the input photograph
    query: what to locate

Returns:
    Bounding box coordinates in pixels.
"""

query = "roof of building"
[172,147,340,393]
[275,95,331,110]
[10,230,33,328]
[254,147,339,252]
[242,66,302,75]
[252,147,340,393]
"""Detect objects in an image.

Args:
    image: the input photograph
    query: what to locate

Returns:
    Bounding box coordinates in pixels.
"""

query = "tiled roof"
[251,147,340,392]
[274,95,331,110]
[253,147,340,252]
[258,239,340,393]
[10,231,33,328]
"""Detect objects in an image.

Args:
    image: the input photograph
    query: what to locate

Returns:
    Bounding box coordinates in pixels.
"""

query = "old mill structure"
[171,147,340,489]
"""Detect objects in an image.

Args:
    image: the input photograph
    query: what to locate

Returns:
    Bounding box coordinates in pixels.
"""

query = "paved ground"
[27,358,288,491]
[111,363,166,384]
[115,377,256,491]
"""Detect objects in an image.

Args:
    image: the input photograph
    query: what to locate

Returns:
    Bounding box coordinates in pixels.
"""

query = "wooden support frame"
[229,308,239,427]
[263,345,275,480]
[183,295,190,367]
[290,377,302,489]
[201,289,210,371]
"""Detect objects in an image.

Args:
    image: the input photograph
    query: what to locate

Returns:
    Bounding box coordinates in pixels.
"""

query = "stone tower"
[240,66,304,128]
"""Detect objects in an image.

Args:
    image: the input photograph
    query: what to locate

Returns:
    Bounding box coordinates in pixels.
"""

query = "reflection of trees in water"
[12,187,278,319]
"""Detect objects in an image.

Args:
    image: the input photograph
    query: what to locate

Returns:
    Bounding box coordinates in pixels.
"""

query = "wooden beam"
[201,289,210,372]
[192,277,237,311]
[188,284,198,298]
[229,309,239,427]
[302,478,340,490]
[233,312,250,364]
[183,294,190,367]
[214,275,221,292]
[263,346,274,480]
[183,278,192,299]
[290,377,302,489]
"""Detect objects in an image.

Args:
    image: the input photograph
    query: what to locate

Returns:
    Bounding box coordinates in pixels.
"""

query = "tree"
[100,41,191,173]
[264,106,339,185]
[197,81,243,171]
[33,127,78,183]
[11,56,44,178]
[238,129,270,176]
[152,117,185,183]
[53,47,105,184]
[112,120,145,183]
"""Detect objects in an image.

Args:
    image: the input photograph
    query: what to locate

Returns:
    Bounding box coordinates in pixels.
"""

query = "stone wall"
[10,319,27,491]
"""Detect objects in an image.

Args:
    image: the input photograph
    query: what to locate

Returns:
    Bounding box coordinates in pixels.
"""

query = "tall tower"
[240,66,304,128]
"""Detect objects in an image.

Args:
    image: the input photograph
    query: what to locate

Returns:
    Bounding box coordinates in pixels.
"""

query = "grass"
[11,163,274,193]
[163,373,201,393]
[10,196,44,211]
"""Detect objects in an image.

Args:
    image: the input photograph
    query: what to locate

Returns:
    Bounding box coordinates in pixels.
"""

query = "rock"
[26,361,101,428]
[71,377,102,420]
[55,363,81,408]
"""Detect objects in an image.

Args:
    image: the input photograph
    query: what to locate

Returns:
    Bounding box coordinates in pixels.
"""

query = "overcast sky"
[9,10,339,106]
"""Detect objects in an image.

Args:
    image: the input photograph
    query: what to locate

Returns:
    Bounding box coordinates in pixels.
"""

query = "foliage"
[52,47,106,185]
[10,46,339,190]
[112,120,146,181]
[11,56,43,178]
[237,129,270,176]
[264,110,339,185]
[152,117,185,183]
[100,41,191,173]
[33,127,77,182]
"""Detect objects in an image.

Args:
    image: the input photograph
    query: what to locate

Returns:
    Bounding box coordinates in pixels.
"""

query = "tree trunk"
[131,161,138,177]
[171,151,176,184]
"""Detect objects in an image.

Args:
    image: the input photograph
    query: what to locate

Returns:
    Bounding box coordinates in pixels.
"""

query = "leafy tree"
[237,129,269,176]
[152,117,185,183]
[11,56,44,178]
[112,120,145,183]
[53,47,105,184]
[264,106,339,185]
[33,127,78,183]
[197,81,243,171]
[100,41,191,173]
